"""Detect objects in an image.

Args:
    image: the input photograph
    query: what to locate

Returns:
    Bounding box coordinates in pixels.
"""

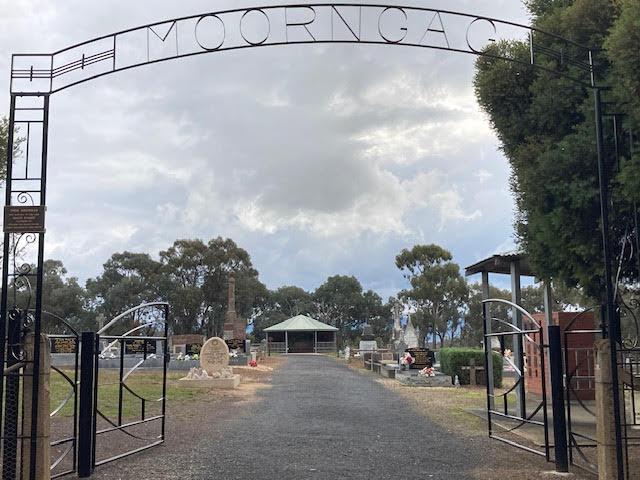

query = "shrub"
[439,347,502,387]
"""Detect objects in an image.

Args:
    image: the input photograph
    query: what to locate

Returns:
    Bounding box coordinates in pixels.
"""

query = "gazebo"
[264,315,338,354]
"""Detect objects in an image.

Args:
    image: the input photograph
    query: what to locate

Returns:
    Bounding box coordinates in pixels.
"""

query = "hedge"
[439,348,502,387]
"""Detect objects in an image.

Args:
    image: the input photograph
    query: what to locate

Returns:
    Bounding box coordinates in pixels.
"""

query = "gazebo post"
[314,331,317,353]
[266,335,269,356]
[285,331,288,355]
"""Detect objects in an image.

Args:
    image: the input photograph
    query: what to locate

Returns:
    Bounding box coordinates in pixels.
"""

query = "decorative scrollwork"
[16,191,35,205]
[613,224,640,348]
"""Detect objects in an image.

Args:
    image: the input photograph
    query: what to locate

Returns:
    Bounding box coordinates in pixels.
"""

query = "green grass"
[50,369,203,418]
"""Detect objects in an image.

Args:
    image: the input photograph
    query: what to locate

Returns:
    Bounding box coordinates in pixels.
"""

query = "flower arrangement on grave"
[400,352,414,367]
[249,360,258,367]
[229,351,238,358]
[418,366,435,377]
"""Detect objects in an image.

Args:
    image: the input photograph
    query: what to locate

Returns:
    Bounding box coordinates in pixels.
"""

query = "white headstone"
[359,340,377,352]
[404,315,419,349]
[199,337,229,375]
[345,346,351,360]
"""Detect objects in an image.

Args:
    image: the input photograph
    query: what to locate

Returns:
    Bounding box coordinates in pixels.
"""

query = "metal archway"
[1,4,622,479]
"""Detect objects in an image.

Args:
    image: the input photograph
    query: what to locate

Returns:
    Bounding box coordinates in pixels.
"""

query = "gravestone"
[225,338,245,352]
[359,324,377,353]
[361,324,375,341]
[404,315,419,349]
[406,348,433,370]
[185,343,202,355]
[124,339,157,355]
[179,336,240,389]
[199,337,230,375]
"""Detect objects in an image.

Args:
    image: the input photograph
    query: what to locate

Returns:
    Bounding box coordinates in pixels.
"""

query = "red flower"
[249,360,258,367]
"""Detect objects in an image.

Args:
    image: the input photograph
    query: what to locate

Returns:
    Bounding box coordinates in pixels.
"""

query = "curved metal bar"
[569,436,598,474]
[10,3,599,95]
[48,4,595,56]
[100,323,153,356]
[95,409,162,442]
[39,310,80,337]
[50,442,74,471]
[50,388,75,418]
[122,355,158,382]
[490,317,540,349]
[98,302,169,335]
[501,352,522,377]
[563,306,598,332]
[490,376,522,398]
[483,298,542,329]
[566,381,596,417]
[498,401,545,433]
[49,365,77,417]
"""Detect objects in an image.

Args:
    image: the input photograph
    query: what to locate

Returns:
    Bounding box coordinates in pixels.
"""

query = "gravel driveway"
[91,355,558,479]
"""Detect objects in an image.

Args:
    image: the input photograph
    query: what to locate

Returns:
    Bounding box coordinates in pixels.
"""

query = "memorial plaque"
[185,343,202,355]
[406,348,433,369]
[4,206,46,233]
[124,339,157,355]
[225,338,245,352]
[50,337,77,354]
[199,337,229,374]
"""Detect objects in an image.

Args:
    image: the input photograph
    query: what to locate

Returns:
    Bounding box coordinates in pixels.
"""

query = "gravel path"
[92,355,557,479]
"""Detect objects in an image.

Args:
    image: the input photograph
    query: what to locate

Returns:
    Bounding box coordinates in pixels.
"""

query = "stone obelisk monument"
[223,271,245,341]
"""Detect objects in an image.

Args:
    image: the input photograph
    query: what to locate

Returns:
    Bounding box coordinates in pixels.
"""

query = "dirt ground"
[50,356,286,479]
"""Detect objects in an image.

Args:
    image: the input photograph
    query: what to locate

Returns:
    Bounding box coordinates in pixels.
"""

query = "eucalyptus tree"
[395,244,468,349]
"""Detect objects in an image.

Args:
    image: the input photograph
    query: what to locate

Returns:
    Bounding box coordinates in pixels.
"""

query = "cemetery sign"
[3,206,46,233]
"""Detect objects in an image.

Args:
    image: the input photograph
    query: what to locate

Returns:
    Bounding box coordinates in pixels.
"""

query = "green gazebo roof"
[264,315,338,332]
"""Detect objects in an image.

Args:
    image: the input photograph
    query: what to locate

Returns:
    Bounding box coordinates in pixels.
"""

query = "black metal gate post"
[594,87,625,479]
[1,92,50,480]
[78,331,98,478]
[548,325,568,472]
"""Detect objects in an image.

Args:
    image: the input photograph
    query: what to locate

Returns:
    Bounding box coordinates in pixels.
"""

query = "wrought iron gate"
[78,302,169,477]
[2,3,631,479]
[482,298,550,459]
[0,303,168,479]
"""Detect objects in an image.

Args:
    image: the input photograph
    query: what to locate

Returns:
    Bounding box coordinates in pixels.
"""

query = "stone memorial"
[185,343,202,355]
[225,338,245,352]
[222,271,249,365]
[180,336,240,389]
[124,338,157,355]
[406,347,433,370]
[359,324,377,354]
[404,315,419,349]
[396,347,451,387]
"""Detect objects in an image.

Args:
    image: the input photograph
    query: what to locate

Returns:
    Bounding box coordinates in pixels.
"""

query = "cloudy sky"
[0,1,534,298]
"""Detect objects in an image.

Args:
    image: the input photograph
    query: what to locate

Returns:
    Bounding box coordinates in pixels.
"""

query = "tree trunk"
[432,317,437,350]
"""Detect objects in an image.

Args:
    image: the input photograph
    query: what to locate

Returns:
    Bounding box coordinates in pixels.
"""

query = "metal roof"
[465,251,535,277]
[264,315,338,332]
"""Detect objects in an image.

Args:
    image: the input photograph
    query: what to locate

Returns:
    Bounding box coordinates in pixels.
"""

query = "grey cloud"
[2,0,529,297]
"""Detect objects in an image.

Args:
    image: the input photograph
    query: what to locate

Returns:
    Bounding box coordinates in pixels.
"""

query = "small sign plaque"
[50,337,77,354]
[4,206,46,233]
[124,339,157,355]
